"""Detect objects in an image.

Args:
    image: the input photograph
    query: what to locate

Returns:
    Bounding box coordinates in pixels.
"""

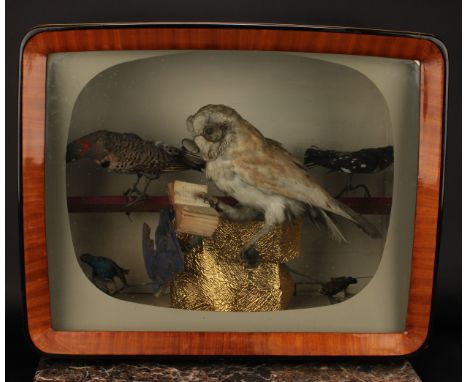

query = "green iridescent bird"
[80,253,129,295]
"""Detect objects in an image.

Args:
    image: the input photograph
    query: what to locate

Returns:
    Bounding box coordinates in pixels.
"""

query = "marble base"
[34,357,421,381]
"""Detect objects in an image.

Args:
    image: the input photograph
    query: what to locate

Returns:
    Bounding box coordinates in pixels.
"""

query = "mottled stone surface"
[34,357,421,381]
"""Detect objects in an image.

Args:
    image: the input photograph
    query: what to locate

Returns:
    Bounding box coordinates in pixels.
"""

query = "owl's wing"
[233,140,382,238]
[264,138,308,170]
[232,141,352,219]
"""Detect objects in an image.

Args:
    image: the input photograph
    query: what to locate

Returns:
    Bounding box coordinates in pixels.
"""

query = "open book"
[167,181,219,237]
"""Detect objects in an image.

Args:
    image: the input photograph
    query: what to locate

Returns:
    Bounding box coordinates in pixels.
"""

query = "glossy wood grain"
[21,25,445,356]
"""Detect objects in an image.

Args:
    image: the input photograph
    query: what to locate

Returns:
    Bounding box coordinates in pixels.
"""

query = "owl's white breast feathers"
[206,157,305,225]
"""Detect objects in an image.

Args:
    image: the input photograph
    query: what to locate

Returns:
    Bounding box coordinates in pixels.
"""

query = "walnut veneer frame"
[20,23,446,356]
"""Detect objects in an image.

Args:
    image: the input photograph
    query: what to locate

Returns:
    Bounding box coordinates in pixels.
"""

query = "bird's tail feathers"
[334,200,382,239]
[308,206,348,243]
[319,210,349,243]
[304,146,335,168]
[180,149,205,171]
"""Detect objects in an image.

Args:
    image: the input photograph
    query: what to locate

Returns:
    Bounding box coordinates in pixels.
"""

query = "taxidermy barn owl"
[186,105,380,266]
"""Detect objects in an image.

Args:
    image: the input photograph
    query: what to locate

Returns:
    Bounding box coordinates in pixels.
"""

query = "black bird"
[304,146,394,197]
[319,276,358,303]
[80,253,129,295]
[293,272,371,305]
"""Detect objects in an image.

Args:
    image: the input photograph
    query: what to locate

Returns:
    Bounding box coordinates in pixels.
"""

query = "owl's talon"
[197,192,219,209]
[242,246,260,269]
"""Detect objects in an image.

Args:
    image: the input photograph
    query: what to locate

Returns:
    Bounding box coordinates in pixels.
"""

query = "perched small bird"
[80,253,129,295]
[186,105,380,267]
[293,273,370,304]
[319,276,358,303]
[66,130,204,202]
[142,208,184,295]
[304,145,394,197]
[304,146,394,174]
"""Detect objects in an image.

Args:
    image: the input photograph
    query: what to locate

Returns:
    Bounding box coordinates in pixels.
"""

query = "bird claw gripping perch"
[123,175,144,198]
[124,193,149,209]
[197,192,220,211]
[123,193,150,221]
[241,246,260,269]
[198,191,261,269]
[335,177,372,198]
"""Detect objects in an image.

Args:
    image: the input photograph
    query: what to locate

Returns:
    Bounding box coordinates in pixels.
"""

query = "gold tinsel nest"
[171,218,303,312]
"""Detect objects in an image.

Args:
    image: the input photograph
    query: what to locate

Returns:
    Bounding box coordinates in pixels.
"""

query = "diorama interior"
[44,50,420,332]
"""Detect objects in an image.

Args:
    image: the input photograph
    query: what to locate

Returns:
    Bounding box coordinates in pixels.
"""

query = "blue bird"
[80,253,129,295]
[142,208,184,295]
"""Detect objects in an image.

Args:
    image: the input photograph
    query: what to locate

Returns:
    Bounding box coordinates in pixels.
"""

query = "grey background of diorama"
[44,51,418,332]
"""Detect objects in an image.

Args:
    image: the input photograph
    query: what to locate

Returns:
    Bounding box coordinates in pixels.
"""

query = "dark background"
[6,1,461,381]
